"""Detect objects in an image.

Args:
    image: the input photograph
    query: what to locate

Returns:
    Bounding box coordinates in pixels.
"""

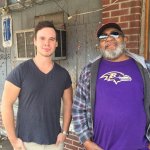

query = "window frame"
[15,29,35,60]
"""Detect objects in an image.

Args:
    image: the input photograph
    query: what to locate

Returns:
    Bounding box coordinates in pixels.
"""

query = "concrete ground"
[1,139,13,150]
[0,128,13,150]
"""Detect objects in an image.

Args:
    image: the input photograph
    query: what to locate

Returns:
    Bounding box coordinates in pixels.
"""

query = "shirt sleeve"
[72,64,93,144]
[6,64,24,88]
[64,70,72,89]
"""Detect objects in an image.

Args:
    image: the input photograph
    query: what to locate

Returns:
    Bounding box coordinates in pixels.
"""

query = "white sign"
[2,15,13,48]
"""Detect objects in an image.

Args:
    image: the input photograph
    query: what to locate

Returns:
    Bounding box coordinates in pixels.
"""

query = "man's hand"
[83,140,103,150]
[148,143,150,149]
[56,133,66,146]
[12,138,26,150]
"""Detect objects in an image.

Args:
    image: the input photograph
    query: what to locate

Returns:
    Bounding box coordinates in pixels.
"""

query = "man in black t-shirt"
[1,21,73,150]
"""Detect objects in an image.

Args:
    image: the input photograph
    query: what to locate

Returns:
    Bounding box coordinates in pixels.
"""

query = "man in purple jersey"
[72,22,150,150]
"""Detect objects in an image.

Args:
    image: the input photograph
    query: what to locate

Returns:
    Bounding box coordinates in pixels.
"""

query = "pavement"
[0,137,13,150]
[0,127,13,150]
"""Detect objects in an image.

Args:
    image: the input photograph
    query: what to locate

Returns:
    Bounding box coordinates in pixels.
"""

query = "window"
[16,29,35,60]
[55,29,66,59]
[16,29,66,60]
[0,0,5,8]
[8,0,18,5]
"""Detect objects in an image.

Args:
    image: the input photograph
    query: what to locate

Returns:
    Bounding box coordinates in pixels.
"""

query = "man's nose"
[44,40,50,46]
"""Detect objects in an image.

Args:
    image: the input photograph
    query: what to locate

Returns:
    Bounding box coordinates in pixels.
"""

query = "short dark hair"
[34,21,58,40]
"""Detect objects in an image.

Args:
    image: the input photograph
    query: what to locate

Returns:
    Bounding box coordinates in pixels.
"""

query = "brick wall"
[101,0,142,54]
[64,132,84,150]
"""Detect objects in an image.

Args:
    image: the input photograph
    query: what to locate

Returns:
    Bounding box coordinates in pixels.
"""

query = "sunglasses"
[98,31,124,40]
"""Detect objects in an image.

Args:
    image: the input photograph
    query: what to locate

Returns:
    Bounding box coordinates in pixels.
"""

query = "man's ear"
[56,41,58,47]
[124,36,128,42]
[34,38,37,46]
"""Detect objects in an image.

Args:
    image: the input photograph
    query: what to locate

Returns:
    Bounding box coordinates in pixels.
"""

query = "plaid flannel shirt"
[72,63,93,144]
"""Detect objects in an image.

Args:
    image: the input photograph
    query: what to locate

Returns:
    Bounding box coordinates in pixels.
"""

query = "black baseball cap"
[97,23,123,38]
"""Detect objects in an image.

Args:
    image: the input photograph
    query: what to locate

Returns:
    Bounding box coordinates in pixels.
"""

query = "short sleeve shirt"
[7,59,72,144]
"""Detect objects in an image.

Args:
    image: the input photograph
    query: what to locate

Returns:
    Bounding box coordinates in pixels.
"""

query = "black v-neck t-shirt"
[7,59,72,144]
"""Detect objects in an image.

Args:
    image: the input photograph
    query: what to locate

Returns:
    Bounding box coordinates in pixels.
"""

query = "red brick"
[69,131,76,134]
[127,48,139,54]
[119,22,129,29]
[103,3,119,11]
[121,1,141,9]
[102,12,110,18]
[72,141,83,148]
[79,148,84,150]
[127,35,139,41]
[111,0,128,2]
[130,21,140,28]
[65,144,78,150]
[64,148,70,150]
[65,138,72,144]
[102,17,119,24]
[123,28,140,35]
[67,134,79,141]
[111,9,129,17]
[102,0,110,5]
[126,41,139,49]
[120,14,141,22]
[131,7,141,14]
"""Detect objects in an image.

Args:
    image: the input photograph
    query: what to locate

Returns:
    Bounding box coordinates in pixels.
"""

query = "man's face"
[99,28,127,60]
[34,27,58,57]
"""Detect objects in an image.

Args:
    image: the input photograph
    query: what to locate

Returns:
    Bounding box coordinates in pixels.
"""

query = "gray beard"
[100,42,126,60]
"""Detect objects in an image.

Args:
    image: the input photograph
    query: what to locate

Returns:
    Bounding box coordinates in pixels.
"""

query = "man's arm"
[56,86,73,144]
[1,81,25,150]
[62,86,73,132]
[72,65,103,150]
[72,65,93,144]
[83,140,103,150]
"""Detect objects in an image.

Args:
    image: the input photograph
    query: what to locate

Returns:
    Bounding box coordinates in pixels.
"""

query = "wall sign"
[2,15,12,48]
[0,0,5,7]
